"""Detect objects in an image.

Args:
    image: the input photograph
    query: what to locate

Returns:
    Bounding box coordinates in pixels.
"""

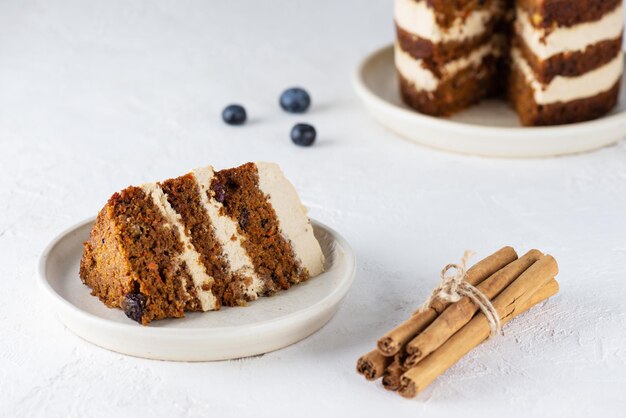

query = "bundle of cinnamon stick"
[356,247,559,398]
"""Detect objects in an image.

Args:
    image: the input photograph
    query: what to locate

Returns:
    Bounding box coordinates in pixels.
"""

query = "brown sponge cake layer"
[516,34,624,84]
[80,187,198,324]
[396,23,499,65]
[398,54,502,116]
[210,163,307,294]
[507,64,621,126]
[80,199,134,311]
[517,0,623,29]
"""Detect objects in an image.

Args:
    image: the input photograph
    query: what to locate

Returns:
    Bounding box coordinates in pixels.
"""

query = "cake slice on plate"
[79,162,325,325]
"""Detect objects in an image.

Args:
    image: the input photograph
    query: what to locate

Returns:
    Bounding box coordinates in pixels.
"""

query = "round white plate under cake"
[353,45,626,158]
[37,217,355,361]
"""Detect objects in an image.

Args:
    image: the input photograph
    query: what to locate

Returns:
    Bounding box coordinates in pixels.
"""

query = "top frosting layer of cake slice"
[256,162,325,278]
[80,162,325,324]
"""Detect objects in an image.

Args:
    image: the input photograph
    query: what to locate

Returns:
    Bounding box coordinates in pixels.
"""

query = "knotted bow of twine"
[423,251,502,338]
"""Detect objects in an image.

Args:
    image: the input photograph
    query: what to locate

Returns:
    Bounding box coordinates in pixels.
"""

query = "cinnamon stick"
[376,310,438,358]
[356,349,392,381]
[404,249,543,367]
[382,361,405,391]
[398,262,559,398]
[376,246,518,356]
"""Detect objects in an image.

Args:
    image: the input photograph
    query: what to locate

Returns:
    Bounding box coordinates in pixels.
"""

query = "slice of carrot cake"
[79,162,325,325]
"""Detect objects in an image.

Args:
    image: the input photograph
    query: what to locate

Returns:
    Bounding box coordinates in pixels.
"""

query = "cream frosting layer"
[192,166,265,299]
[516,4,624,60]
[512,48,624,104]
[256,162,324,278]
[140,183,218,311]
[395,40,501,92]
[394,0,501,43]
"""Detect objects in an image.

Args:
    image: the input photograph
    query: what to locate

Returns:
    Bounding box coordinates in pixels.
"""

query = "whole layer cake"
[80,162,325,325]
[395,0,624,126]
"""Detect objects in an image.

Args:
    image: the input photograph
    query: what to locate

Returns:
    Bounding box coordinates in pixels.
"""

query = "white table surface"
[2,1,626,416]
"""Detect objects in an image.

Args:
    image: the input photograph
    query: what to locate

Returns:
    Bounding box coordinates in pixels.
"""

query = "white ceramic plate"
[37,217,355,361]
[353,44,626,158]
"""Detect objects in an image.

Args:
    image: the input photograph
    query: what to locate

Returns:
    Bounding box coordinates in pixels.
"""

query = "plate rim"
[353,43,626,140]
[37,216,356,338]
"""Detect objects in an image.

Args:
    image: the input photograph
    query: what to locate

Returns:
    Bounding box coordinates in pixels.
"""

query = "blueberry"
[222,104,247,125]
[122,292,147,323]
[290,123,316,146]
[280,88,311,113]
[211,180,226,203]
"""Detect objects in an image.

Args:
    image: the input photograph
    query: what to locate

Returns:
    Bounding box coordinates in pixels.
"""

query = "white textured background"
[1,1,626,416]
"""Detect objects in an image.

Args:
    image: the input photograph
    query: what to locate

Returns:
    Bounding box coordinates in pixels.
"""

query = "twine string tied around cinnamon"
[423,250,502,338]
